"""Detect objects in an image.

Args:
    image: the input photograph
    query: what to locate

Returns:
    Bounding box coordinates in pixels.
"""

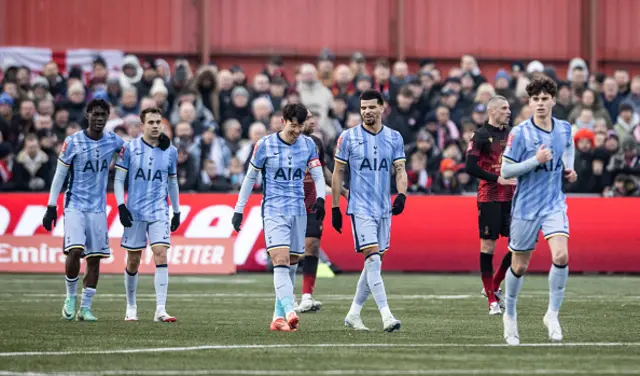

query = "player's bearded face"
[360,99,382,126]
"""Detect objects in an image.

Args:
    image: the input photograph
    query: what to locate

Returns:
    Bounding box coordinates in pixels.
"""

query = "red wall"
[403,0,583,61]
[1,0,639,75]
[0,0,198,53]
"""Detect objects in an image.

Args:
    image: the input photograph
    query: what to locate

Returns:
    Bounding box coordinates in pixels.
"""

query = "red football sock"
[492,252,512,290]
[302,255,318,295]
[480,252,496,305]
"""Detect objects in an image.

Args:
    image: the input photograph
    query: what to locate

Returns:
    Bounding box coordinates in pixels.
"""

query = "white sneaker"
[154,307,177,322]
[543,313,563,342]
[295,294,322,313]
[124,305,138,321]
[383,317,402,332]
[489,302,502,316]
[503,314,520,346]
[344,313,369,331]
[481,287,505,309]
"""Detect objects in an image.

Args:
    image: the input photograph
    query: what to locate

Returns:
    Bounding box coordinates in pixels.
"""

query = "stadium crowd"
[0,51,639,196]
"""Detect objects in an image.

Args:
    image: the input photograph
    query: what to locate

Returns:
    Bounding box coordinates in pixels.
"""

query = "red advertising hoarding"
[0,193,637,274]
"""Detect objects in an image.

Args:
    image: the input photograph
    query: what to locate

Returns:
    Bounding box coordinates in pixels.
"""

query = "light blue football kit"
[334,124,406,253]
[52,130,124,258]
[241,133,322,255]
[502,117,574,252]
[114,137,179,250]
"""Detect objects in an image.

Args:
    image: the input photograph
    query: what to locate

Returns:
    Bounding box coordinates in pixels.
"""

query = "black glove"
[158,133,171,151]
[331,207,342,234]
[118,204,134,227]
[232,212,243,232]
[42,206,57,232]
[392,193,406,215]
[313,197,326,220]
[170,212,181,232]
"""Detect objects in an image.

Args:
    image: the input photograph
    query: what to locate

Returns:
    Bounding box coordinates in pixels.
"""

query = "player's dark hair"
[282,103,308,124]
[85,98,110,115]
[359,89,384,105]
[140,107,162,123]
[526,77,558,98]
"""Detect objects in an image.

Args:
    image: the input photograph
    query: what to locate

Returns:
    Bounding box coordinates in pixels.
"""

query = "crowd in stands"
[0,50,639,196]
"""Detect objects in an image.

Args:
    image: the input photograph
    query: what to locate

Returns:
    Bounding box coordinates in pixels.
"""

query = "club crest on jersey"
[507,133,514,147]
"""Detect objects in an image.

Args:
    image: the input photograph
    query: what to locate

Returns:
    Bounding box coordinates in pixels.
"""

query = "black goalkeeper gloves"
[170,212,181,232]
[158,133,171,151]
[118,204,133,227]
[391,193,406,215]
[313,197,326,220]
[42,206,58,232]
[331,207,342,234]
[232,212,243,232]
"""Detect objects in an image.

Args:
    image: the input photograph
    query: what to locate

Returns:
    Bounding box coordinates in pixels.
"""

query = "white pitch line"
[2,369,640,376]
[1,293,638,300]
[2,342,640,357]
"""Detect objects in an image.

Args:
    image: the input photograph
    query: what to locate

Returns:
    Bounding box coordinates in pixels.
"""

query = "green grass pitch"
[0,273,639,375]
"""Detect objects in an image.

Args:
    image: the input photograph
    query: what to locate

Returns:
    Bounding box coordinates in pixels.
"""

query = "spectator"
[386,86,421,144]
[406,151,430,193]
[228,157,245,190]
[625,75,640,109]
[175,140,198,191]
[53,105,70,141]
[42,61,66,98]
[406,130,442,177]
[349,52,368,80]
[225,86,253,136]
[119,54,142,90]
[197,159,232,192]
[607,138,640,181]
[613,102,639,143]
[118,87,139,117]
[331,65,355,97]
[37,98,55,117]
[574,108,594,130]
[66,122,82,137]
[269,77,287,112]
[345,112,361,129]
[188,123,231,178]
[552,82,574,121]
[268,112,283,134]
[217,69,235,121]
[601,77,623,122]
[11,134,53,191]
[568,88,612,127]
[139,96,156,111]
[251,97,273,128]
[0,93,14,140]
[460,55,487,87]
[191,66,220,120]
[150,78,170,116]
[297,63,334,141]
[237,122,267,165]
[222,118,243,155]
[614,69,630,97]
[566,129,597,193]
[431,158,462,195]
[317,49,336,88]
[347,74,372,112]
[0,142,14,190]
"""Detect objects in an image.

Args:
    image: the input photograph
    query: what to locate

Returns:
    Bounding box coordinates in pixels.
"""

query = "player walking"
[42,99,125,321]
[296,110,349,313]
[232,103,326,332]
[500,77,577,345]
[465,96,517,315]
[114,107,181,322]
[332,89,407,332]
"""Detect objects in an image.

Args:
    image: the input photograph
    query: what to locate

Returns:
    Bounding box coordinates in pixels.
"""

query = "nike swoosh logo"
[359,142,365,145]
[136,152,143,155]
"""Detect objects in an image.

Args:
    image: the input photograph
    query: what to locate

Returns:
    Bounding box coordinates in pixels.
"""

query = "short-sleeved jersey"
[115,137,178,222]
[58,131,124,212]
[250,133,321,217]
[304,135,326,213]
[503,117,573,220]
[467,123,514,202]
[335,124,406,219]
